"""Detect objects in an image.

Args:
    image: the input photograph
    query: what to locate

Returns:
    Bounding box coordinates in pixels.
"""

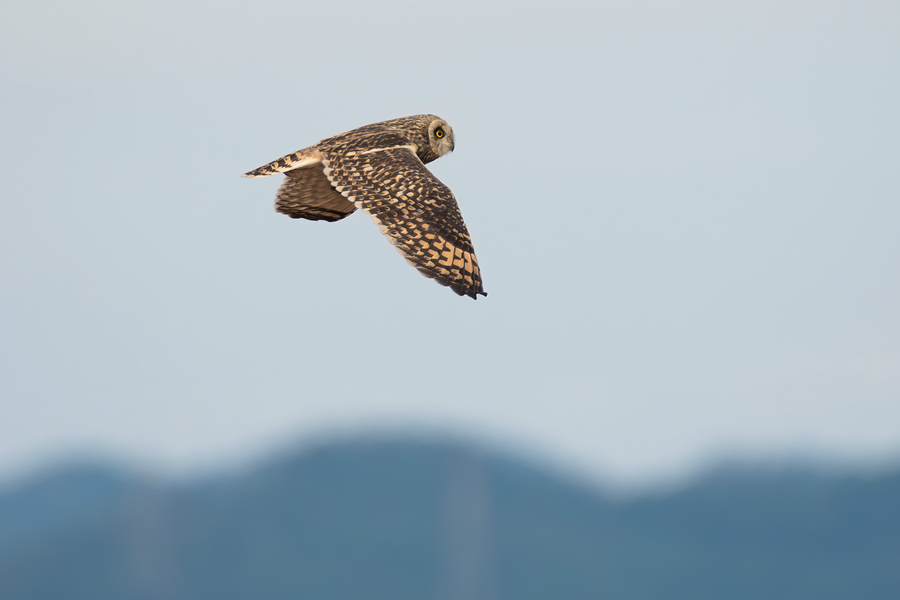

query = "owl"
[243,115,486,299]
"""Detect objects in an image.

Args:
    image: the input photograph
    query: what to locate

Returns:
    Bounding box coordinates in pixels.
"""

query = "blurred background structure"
[1,0,898,597]
[2,437,900,599]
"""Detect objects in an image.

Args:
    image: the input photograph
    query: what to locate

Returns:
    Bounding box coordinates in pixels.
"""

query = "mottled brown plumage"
[244,115,486,298]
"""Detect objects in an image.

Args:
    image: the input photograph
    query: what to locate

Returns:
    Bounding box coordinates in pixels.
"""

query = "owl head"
[419,117,454,163]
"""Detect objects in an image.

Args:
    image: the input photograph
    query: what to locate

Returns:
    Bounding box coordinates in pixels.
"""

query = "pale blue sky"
[1,0,898,487]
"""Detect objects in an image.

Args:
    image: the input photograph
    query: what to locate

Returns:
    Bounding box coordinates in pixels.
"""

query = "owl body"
[244,115,486,299]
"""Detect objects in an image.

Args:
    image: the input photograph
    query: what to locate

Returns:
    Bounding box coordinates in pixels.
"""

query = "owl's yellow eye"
[435,128,444,138]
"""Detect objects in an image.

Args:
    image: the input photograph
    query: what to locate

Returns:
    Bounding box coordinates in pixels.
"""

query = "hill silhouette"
[1,438,898,599]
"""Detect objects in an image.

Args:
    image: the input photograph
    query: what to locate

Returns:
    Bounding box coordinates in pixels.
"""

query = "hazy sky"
[1,0,898,487]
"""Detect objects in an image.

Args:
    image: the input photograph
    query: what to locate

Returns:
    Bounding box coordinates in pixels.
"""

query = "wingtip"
[458,287,487,300]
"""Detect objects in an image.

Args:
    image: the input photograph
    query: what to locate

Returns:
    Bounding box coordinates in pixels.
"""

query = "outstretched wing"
[274,165,356,222]
[323,146,486,298]
[243,147,323,178]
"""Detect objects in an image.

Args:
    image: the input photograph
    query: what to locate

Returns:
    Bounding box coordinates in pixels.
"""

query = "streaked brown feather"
[275,164,356,222]
[324,147,485,299]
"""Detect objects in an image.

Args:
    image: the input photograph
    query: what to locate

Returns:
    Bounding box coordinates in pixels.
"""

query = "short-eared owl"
[243,115,486,299]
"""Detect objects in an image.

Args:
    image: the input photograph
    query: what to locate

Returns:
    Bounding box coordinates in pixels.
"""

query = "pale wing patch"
[357,144,416,156]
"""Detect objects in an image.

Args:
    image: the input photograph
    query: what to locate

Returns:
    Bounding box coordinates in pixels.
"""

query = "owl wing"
[274,165,357,222]
[323,146,486,298]
[243,146,323,178]
[244,146,356,222]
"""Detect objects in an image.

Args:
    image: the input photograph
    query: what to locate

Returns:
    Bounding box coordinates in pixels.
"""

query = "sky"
[1,0,898,489]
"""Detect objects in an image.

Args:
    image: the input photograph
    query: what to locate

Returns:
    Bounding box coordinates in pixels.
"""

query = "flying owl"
[243,114,486,299]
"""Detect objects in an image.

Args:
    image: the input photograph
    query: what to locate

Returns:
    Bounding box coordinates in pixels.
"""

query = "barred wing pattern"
[324,146,485,298]
[275,165,357,222]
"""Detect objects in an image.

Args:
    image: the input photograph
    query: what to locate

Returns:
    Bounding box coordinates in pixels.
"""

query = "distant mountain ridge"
[1,438,898,600]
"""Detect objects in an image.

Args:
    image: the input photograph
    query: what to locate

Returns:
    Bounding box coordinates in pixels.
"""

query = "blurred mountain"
[1,438,898,600]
